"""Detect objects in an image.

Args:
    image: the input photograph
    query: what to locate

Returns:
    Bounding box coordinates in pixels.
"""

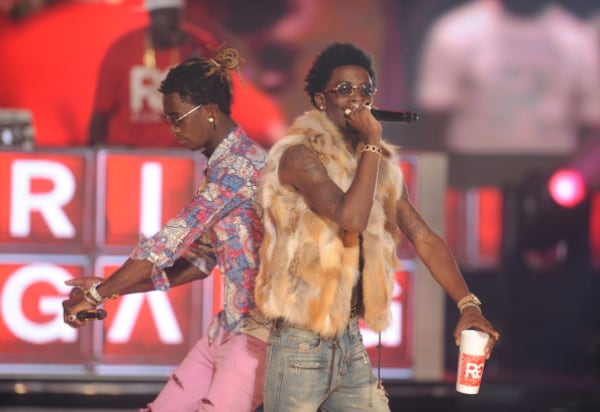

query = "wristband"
[82,290,100,306]
[87,281,105,304]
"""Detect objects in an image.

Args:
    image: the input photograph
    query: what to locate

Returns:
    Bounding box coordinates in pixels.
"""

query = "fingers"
[344,102,371,117]
[63,301,93,328]
[479,328,499,359]
[62,302,83,328]
[62,299,77,327]
[484,335,499,359]
[64,312,86,328]
[454,311,500,358]
[65,277,103,288]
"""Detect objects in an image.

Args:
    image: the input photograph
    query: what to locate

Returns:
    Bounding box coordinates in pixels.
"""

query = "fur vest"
[255,110,404,337]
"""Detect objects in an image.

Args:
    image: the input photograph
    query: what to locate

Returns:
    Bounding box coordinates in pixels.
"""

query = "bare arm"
[279,107,382,232]
[396,185,468,302]
[96,257,210,295]
[396,185,500,355]
[63,257,210,327]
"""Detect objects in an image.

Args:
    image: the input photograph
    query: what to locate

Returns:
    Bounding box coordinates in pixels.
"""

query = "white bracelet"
[82,290,100,306]
[85,281,105,305]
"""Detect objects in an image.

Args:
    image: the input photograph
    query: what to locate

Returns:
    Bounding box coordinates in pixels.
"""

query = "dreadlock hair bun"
[205,45,244,92]
[159,45,245,116]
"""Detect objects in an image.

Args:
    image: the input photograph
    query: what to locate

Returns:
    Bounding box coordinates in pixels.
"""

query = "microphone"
[371,108,419,123]
[76,309,107,321]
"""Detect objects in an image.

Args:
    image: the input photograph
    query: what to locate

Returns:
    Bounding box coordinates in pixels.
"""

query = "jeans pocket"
[287,357,328,371]
[283,333,322,352]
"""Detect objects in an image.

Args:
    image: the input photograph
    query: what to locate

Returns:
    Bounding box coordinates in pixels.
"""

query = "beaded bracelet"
[359,144,382,155]
[457,293,482,314]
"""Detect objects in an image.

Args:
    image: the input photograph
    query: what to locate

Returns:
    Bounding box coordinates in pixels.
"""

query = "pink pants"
[141,327,266,412]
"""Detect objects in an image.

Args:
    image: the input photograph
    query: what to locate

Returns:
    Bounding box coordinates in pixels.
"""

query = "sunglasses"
[160,104,203,127]
[323,82,377,98]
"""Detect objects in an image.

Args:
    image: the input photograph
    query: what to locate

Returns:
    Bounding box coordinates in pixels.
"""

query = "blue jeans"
[263,316,390,412]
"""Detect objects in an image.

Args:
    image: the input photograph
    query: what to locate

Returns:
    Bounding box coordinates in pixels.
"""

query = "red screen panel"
[0,254,92,366]
[94,257,200,366]
[0,151,93,252]
[96,151,203,251]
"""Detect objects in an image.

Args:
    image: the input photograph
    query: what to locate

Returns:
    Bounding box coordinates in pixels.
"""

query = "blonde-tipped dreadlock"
[204,43,244,94]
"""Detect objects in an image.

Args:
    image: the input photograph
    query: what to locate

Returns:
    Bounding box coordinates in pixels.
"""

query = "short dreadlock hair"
[304,43,376,108]
[159,47,243,114]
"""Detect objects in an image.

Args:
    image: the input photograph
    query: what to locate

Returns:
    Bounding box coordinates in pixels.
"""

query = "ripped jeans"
[141,325,266,412]
[263,316,390,412]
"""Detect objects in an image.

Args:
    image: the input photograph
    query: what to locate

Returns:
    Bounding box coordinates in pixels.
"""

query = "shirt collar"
[207,125,243,168]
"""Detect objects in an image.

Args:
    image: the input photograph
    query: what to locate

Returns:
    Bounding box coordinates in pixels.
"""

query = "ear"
[314,92,326,110]
[204,103,217,118]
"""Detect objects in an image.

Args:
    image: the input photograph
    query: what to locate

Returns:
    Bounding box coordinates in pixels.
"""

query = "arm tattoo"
[280,145,342,217]
[397,189,430,243]
[293,152,325,179]
[281,145,327,188]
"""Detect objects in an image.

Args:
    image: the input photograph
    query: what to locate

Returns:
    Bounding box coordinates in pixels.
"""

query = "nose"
[348,91,363,103]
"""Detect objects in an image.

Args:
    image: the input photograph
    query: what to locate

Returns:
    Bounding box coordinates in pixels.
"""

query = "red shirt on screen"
[0,1,285,148]
[92,24,217,147]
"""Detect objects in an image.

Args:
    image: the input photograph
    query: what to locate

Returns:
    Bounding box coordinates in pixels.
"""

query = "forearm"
[95,258,210,299]
[414,232,470,303]
[95,258,154,299]
[339,147,381,231]
[164,258,211,286]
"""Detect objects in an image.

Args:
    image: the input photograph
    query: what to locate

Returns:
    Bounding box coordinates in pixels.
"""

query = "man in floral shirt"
[63,47,270,411]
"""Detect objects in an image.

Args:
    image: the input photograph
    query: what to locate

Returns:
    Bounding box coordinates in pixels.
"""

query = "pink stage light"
[547,168,587,208]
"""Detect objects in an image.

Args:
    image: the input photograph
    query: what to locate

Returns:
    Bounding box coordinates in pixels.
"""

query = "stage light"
[509,168,590,251]
[547,168,587,208]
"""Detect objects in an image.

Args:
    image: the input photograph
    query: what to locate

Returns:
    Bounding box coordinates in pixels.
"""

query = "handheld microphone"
[371,108,419,123]
[76,309,107,321]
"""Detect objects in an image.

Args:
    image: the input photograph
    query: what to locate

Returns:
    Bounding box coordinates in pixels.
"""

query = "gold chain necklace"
[143,30,182,69]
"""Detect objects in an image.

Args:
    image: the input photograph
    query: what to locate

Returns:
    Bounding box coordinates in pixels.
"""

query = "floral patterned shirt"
[130,126,269,340]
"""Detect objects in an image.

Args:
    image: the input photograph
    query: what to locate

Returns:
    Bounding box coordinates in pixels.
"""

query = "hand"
[344,102,382,143]
[62,277,103,328]
[453,306,500,359]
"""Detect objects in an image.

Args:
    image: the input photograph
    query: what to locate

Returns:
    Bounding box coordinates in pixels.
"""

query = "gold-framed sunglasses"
[160,104,204,127]
[323,82,377,98]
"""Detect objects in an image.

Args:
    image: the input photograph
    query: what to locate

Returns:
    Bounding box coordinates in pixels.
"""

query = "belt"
[273,317,310,331]
[274,306,359,331]
[349,304,359,319]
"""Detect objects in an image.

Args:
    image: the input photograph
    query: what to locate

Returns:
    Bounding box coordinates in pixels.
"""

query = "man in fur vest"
[255,43,500,411]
